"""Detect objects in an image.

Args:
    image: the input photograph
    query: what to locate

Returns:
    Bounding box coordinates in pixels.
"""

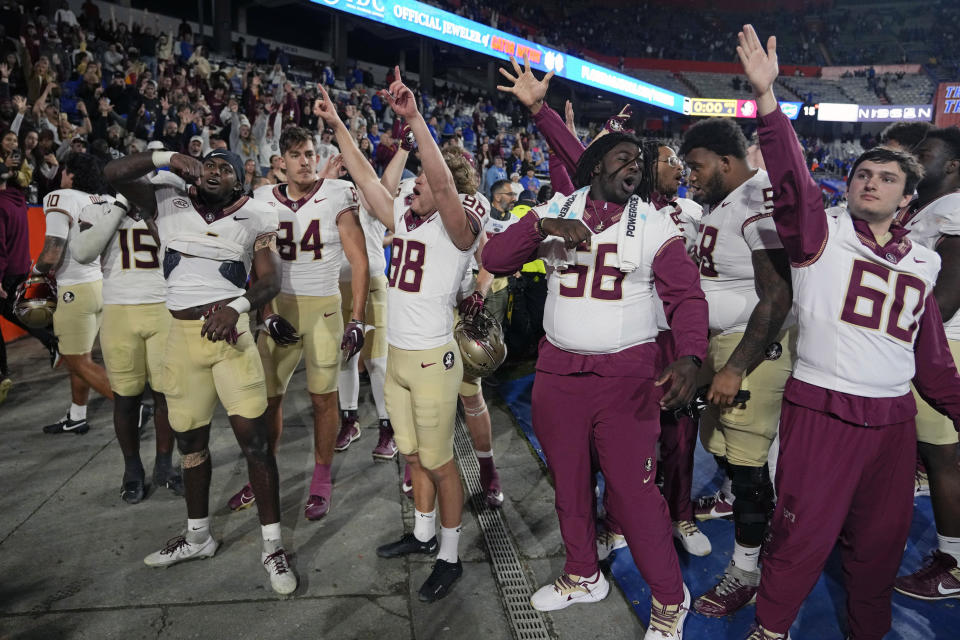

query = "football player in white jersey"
[72,193,182,503]
[492,55,706,639]
[104,148,297,596]
[892,127,960,600]
[336,134,412,462]
[680,116,794,617]
[315,70,486,603]
[35,153,115,434]
[224,126,368,522]
[741,26,960,639]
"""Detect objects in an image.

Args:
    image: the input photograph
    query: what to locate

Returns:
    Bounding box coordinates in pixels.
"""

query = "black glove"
[673,385,750,420]
[341,320,364,359]
[265,314,300,346]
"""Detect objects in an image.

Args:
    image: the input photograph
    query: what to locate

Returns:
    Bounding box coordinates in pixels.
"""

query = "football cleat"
[894,550,960,601]
[304,494,330,521]
[121,477,146,504]
[42,415,89,435]
[597,529,628,561]
[745,624,790,639]
[227,483,256,511]
[402,464,414,499]
[644,583,690,640]
[144,534,218,567]
[153,465,184,496]
[694,562,760,617]
[418,559,463,602]
[377,533,438,558]
[334,413,361,451]
[372,419,398,460]
[262,546,298,595]
[673,520,712,557]
[530,572,610,611]
[694,490,735,521]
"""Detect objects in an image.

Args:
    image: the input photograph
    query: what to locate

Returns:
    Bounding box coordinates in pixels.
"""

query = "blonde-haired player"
[315,69,488,602]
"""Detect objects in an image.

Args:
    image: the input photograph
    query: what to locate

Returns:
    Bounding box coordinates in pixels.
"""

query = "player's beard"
[691,171,725,207]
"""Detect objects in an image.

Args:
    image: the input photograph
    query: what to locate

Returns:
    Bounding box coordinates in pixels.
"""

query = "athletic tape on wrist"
[152,151,176,168]
[227,297,252,314]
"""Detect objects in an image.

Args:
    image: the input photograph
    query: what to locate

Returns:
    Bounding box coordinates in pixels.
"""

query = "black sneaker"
[43,416,89,435]
[418,559,463,602]
[152,465,185,496]
[376,533,438,558]
[121,477,145,504]
[138,404,154,433]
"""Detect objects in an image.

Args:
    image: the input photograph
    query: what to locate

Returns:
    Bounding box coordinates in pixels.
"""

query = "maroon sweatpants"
[659,411,698,522]
[532,370,685,604]
[756,399,916,639]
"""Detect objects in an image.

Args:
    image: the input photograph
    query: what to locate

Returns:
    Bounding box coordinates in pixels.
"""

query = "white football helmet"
[454,308,507,379]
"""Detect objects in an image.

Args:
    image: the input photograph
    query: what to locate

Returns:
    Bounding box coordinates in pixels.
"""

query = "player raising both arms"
[740,24,960,639]
[104,148,297,595]
[489,55,707,640]
[314,69,488,602]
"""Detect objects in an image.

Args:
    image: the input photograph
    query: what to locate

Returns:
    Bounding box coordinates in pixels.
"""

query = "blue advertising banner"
[311,0,687,113]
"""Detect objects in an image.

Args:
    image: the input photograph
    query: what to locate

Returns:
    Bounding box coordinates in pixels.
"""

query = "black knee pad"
[730,463,774,545]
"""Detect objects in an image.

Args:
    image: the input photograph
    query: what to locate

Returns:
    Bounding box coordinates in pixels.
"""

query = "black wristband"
[535,217,548,240]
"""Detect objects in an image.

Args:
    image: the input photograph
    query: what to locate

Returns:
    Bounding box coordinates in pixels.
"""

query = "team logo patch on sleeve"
[62,291,75,303]
[443,351,455,370]
[173,198,190,209]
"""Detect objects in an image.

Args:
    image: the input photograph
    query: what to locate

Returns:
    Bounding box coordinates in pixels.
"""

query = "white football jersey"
[662,197,703,253]
[79,201,165,305]
[152,173,278,310]
[255,179,358,297]
[540,205,682,354]
[43,189,105,286]
[387,193,489,350]
[792,209,941,397]
[901,191,960,340]
[340,204,388,281]
[695,170,782,334]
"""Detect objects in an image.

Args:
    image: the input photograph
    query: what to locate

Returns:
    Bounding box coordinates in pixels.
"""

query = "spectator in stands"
[520,167,540,192]
[507,170,522,198]
[484,154,506,196]
[374,130,397,175]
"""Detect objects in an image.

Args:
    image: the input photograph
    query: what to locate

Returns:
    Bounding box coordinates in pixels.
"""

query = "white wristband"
[152,151,176,168]
[227,297,251,314]
[114,192,129,208]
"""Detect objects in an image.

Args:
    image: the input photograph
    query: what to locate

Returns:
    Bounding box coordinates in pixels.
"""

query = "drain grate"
[453,417,552,640]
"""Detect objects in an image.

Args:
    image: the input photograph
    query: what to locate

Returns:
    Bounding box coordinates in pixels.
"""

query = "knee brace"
[181,448,210,469]
[729,463,774,546]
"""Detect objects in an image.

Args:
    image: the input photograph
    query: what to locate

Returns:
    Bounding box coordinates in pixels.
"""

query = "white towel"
[616,195,649,273]
[538,188,589,269]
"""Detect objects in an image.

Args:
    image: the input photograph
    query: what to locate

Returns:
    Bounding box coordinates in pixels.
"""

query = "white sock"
[367,357,388,419]
[413,509,436,543]
[721,475,734,501]
[437,523,462,563]
[69,403,87,421]
[937,533,960,564]
[261,522,283,553]
[186,517,210,544]
[338,352,360,411]
[475,449,493,459]
[732,542,760,573]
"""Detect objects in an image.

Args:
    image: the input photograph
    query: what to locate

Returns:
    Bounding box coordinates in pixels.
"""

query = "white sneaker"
[644,583,690,639]
[672,520,712,557]
[530,572,610,611]
[597,529,628,561]
[144,534,218,567]
[262,546,298,595]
